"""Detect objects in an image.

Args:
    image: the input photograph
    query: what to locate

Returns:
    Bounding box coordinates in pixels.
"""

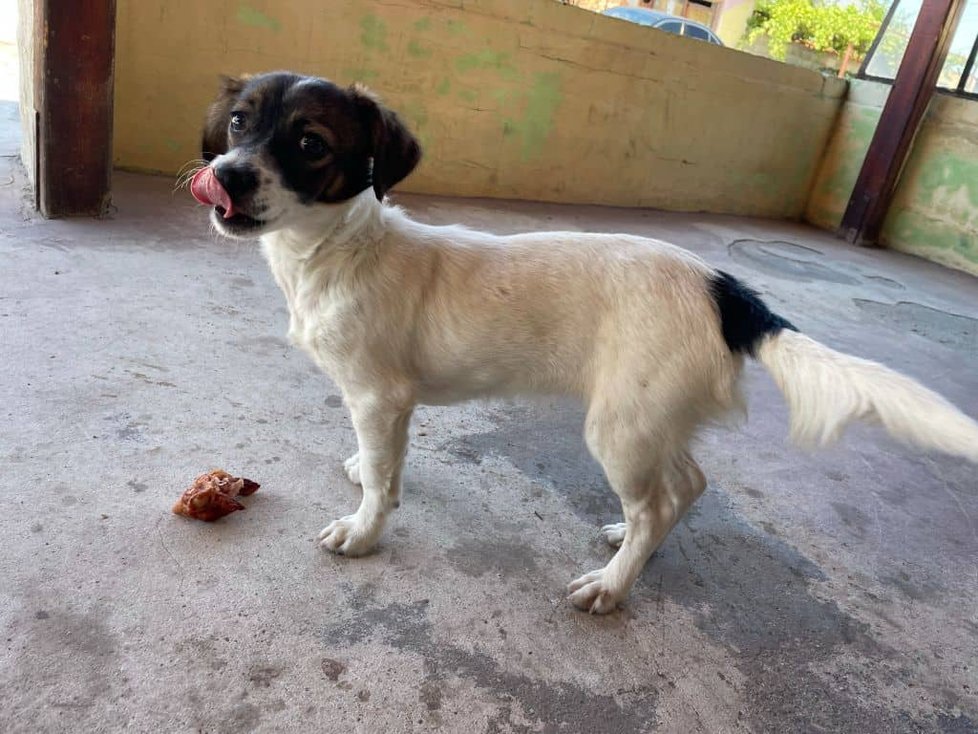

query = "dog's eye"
[299,133,328,159]
[229,112,247,133]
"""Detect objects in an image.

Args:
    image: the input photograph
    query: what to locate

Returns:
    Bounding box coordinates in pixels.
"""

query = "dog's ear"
[201,75,246,161]
[350,84,422,199]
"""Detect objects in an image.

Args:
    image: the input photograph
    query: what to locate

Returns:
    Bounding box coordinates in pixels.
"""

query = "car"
[601,6,724,46]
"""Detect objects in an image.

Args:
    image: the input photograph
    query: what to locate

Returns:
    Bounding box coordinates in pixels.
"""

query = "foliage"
[747,0,886,60]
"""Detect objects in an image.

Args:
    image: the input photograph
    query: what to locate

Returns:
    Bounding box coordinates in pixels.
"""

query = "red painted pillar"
[34,0,116,217]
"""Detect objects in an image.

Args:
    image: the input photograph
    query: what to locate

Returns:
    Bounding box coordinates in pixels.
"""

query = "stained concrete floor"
[1,121,977,733]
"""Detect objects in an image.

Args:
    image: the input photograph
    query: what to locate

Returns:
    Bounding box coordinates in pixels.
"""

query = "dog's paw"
[317,514,378,556]
[567,568,621,615]
[600,522,627,548]
[343,453,361,485]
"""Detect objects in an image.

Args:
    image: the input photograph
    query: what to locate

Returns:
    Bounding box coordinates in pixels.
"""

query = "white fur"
[239,187,976,614]
[758,330,978,462]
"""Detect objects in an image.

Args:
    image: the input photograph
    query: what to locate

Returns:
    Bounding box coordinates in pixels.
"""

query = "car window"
[604,8,659,27]
[656,20,683,34]
[684,25,711,41]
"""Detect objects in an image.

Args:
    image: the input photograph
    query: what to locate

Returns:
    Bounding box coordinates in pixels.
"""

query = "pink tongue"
[190,167,236,219]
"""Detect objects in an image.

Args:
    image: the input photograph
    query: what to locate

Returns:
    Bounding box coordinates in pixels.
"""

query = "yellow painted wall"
[805,80,978,277]
[114,0,847,217]
[715,0,756,48]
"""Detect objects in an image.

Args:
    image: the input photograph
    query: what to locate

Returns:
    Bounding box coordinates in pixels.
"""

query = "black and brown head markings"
[200,71,421,204]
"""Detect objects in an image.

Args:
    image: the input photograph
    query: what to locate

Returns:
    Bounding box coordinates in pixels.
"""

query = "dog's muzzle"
[190,164,268,234]
[190,167,237,219]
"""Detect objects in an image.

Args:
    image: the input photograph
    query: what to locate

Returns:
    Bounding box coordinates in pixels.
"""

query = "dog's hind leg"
[597,451,705,547]
[319,391,414,556]
[568,405,706,613]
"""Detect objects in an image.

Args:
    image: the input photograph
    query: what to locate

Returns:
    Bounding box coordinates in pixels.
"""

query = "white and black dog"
[190,71,978,614]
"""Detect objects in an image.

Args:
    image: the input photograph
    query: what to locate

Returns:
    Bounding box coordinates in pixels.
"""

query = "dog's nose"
[213,162,258,200]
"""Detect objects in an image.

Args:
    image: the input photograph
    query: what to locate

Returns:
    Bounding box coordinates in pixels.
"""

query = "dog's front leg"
[318,394,413,556]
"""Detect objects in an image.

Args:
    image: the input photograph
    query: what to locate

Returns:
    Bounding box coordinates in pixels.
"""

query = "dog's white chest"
[261,242,350,371]
[286,287,361,374]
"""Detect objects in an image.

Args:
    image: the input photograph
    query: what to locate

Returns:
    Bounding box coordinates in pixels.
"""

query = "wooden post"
[839,0,965,245]
[838,43,854,78]
[34,0,116,218]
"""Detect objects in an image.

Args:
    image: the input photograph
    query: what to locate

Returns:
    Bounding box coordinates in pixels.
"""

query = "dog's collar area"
[353,156,376,199]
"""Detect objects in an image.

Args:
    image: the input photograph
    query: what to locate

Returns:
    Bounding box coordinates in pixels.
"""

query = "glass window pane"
[865,0,923,80]
[657,21,683,34]
[940,1,978,89]
[686,25,711,40]
[864,0,978,91]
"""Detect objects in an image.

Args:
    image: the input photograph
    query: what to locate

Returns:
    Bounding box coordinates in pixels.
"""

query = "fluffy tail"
[709,271,978,462]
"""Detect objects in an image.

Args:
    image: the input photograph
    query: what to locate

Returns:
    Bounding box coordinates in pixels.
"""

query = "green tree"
[747,0,886,60]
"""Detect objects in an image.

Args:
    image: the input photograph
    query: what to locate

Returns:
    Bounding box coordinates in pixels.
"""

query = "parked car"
[601,7,724,46]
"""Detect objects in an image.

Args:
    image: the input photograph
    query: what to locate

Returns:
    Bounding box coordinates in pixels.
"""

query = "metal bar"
[858,0,903,78]
[957,31,978,93]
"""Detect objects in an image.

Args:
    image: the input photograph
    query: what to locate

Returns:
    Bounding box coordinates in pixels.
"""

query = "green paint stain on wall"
[407,40,431,59]
[457,89,477,103]
[848,107,880,143]
[343,67,379,82]
[828,108,880,192]
[413,17,432,32]
[881,149,978,271]
[884,211,978,268]
[913,152,978,209]
[164,138,181,152]
[455,50,519,80]
[811,104,882,225]
[435,78,451,96]
[403,101,429,130]
[403,100,431,151]
[361,15,388,52]
[505,72,563,160]
[446,19,468,35]
[236,4,281,32]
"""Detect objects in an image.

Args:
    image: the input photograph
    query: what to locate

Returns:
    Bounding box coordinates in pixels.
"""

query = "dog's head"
[192,71,421,238]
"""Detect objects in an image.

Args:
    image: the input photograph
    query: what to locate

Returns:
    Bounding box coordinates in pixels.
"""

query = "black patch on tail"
[708,271,797,356]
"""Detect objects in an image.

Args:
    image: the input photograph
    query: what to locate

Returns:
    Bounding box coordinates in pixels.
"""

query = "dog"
[189,71,978,614]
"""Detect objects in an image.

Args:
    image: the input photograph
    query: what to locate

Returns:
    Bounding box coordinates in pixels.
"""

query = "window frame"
[655,19,685,34]
[859,0,978,100]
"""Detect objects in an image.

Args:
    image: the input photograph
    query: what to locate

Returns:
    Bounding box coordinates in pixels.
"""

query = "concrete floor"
[1,117,977,734]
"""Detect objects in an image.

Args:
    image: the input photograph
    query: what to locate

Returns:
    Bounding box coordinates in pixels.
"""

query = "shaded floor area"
[1,142,976,731]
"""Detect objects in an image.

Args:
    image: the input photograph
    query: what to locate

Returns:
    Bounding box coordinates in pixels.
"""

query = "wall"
[715,0,756,48]
[805,80,884,232]
[1,1,18,101]
[16,0,34,186]
[745,37,851,76]
[113,0,846,217]
[806,79,978,276]
[883,94,978,275]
